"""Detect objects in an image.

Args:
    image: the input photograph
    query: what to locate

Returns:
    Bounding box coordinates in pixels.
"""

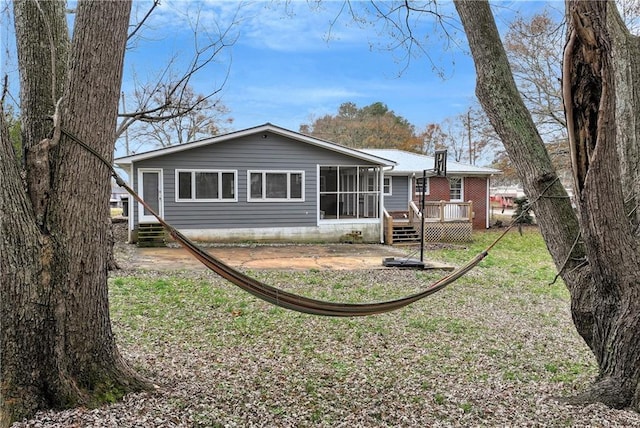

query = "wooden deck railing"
[423,201,473,222]
[385,201,474,244]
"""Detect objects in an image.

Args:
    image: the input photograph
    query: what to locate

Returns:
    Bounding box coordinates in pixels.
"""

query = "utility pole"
[121,91,130,155]
[467,109,473,165]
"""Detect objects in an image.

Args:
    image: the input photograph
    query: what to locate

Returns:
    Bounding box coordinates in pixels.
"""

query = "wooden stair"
[137,223,166,247]
[392,224,421,245]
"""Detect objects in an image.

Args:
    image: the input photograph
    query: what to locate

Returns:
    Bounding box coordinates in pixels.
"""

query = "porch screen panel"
[359,167,379,218]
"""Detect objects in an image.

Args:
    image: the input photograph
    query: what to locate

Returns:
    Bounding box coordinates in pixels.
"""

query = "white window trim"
[415,176,430,195]
[175,169,238,202]
[247,170,305,202]
[383,176,392,196]
[449,176,464,202]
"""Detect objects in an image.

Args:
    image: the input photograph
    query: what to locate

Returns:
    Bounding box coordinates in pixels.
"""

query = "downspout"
[486,175,491,229]
[380,165,394,243]
[128,163,134,242]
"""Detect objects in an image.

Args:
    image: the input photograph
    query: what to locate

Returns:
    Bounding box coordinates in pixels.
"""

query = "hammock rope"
[63,128,526,317]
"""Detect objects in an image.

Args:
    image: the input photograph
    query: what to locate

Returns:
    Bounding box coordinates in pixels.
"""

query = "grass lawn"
[22,228,639,427]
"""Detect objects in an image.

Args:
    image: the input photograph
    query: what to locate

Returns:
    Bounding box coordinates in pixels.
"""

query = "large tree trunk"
[1,1,150,426]
[563,1,640,409]
[454,0,640,410]
[608,7,640,235]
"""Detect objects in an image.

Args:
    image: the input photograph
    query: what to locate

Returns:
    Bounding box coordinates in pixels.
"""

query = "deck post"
[383,211,394,245]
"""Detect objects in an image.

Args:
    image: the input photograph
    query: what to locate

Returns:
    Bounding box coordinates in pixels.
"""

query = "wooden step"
[392,225,420,244]
[137,223,166,247]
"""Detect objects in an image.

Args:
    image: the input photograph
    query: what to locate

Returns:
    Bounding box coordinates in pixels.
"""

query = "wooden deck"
[384,201,473,245]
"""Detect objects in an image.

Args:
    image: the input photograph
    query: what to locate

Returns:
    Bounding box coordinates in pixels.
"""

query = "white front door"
[138,169,163,223]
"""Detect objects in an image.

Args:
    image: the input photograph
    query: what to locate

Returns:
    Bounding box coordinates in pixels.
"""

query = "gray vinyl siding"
[132,132,380,230]
[384,175,410,211]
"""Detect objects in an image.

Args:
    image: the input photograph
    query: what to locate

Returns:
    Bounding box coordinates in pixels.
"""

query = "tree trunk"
[608,7,640,235]
[452,0,594,345]
[454,0,640,410]
[1,1,150,426]
[563,1,640,409]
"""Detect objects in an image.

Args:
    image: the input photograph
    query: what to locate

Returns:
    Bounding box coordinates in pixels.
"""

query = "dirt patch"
[112,221,431,271]
[116,242,418,271]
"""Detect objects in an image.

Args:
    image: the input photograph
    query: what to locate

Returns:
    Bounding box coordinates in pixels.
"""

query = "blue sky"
[0,0,559,156]
[120,1,557,148]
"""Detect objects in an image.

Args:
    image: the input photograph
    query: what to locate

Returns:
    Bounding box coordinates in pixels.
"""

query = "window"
[383,176,392,195]
[176,170,236,201]
[416,176,430,195]
[449,177,463,201]
[248,171,304,201]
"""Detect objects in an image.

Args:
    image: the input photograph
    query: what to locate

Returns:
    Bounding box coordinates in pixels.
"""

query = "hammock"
[117,176,489,316]
[65,128,493,317]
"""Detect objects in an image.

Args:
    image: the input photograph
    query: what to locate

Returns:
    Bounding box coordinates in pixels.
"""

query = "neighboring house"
[110,179,129,208]
[115,123,395,244]
[115,124,500,245]
[490,186,525,209]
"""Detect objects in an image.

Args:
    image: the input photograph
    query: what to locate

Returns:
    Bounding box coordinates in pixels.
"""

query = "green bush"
[512,196,533,224]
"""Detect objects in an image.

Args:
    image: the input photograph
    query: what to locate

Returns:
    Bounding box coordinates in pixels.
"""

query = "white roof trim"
[115,123,396,167]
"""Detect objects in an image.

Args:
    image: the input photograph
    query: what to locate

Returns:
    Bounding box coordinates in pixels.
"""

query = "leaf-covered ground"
[13,229,640,427]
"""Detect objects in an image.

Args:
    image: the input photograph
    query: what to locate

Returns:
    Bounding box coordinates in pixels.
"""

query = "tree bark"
[563,1,640,409]
[455,0,640,410]
[1,1,150,426]
[608,7,640,235]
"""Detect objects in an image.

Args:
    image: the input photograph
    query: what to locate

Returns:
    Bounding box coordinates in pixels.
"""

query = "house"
[356,149,499,244]
[115,124,500,245]
[361,149,500,230]
[110,179,129,209]
[115,123,395,244]
[490,186,525,209]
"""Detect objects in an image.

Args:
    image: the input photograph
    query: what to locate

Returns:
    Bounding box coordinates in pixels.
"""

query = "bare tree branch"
[115,4,239,142]
[127,0,159,41]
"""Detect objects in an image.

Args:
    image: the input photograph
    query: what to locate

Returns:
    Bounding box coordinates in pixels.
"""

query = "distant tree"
[417,123,447,155]
[439,117,466,162]
[505,10,566,138]
[489,150,517,185]
[300,101,422,151]
[116,0,238,154]
[434,104,499,166]
[124,84,233,151]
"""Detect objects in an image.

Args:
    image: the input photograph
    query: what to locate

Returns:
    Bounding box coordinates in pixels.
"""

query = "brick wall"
[411,176,488,229]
